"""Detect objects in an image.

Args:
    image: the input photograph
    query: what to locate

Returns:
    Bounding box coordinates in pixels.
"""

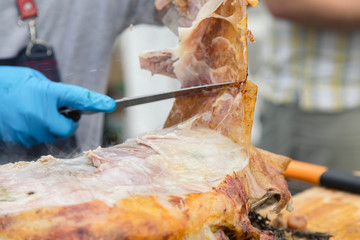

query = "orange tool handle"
[285,160,360,194]
[284,160,327,185]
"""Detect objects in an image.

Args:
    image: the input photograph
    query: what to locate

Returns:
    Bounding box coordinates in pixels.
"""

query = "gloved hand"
[0,66,116,147]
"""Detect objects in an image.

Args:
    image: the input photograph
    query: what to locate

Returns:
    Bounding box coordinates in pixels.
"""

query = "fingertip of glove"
[56,86,116,113]
[103,97,116,112]
[88,91,116,112]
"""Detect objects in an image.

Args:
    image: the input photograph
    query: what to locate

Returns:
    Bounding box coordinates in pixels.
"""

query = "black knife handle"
[58,107,82,121]
[320,169,360,194]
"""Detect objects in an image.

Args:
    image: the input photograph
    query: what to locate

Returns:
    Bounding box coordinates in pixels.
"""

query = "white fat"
[144,128,248,186]
[0,128,248,214]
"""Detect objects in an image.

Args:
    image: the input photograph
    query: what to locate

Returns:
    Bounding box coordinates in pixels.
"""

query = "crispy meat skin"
[0,81,291,239]
[0,154,290,240]
[0,0,291,239]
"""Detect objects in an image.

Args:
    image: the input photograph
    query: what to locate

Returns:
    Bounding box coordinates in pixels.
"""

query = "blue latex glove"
[0,66,116,147]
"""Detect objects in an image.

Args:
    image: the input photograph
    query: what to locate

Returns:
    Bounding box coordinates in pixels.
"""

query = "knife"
[285,160,360,194]
[59,81,236,121]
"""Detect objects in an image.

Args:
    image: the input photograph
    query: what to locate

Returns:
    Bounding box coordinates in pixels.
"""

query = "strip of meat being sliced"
[0,0,291,239]
[0,82,290,239]
[143,0,250,87]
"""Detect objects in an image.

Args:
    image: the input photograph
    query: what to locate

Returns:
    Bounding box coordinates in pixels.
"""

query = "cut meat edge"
[0,148,290,239]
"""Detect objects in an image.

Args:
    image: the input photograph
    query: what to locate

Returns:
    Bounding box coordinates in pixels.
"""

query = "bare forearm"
[263,0,360,30]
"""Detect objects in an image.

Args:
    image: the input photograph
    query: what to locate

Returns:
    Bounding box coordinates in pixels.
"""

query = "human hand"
[263,0,360,30]
[0,66,115,147]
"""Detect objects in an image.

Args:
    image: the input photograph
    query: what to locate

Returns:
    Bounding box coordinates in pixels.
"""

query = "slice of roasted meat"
[0,0,291,239]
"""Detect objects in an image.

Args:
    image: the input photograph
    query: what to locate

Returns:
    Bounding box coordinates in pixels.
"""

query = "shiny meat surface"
[155,0,211,28]
[0,81,291,239]
[0,0,292,239]
[142,0,248,87]
[0,127,247,215]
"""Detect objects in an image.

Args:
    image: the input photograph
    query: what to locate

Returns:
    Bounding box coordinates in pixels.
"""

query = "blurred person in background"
[257,0,360,171]
[0,0,162,163]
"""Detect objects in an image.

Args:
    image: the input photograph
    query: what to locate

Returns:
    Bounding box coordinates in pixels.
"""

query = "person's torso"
[260,19,360,112]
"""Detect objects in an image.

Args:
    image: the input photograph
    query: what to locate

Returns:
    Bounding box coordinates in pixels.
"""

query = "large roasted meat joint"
[0,0,293,239]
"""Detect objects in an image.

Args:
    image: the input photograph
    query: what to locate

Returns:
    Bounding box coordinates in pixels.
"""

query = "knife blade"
[59,81,237,121]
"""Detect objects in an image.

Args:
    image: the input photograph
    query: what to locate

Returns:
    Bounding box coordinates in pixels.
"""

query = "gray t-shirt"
[0,0,161,154]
